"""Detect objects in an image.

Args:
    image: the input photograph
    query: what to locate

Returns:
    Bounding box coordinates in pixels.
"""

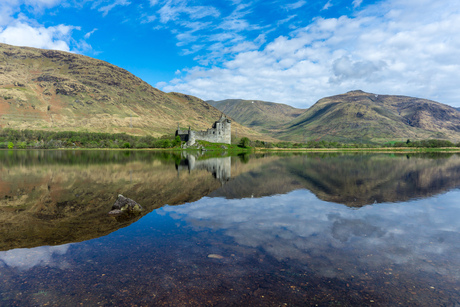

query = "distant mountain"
[277,90,460,143]
[0,43,267,140]
[207,99,305,133]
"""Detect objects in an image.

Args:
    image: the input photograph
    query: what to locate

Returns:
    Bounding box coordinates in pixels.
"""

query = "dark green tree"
[239,137,250,148]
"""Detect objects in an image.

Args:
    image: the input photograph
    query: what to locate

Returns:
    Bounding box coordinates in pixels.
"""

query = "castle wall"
[176,116,231,145]
[176,130,190,142]
[194,125,230,144]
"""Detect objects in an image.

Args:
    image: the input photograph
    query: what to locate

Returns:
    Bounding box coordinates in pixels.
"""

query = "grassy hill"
[277,90,460,143]
[207,99,305,134]
[0,43,270,141]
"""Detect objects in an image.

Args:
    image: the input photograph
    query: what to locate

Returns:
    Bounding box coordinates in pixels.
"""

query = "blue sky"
[1,0,459,108]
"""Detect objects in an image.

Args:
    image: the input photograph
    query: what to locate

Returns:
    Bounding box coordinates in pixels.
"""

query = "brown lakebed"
[0,150,459,306]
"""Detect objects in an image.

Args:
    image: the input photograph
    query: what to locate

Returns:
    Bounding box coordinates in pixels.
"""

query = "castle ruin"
[176,115,231,146]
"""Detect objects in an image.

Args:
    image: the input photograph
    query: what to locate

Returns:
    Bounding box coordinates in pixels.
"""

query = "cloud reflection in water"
[163,189,460,280]
[0,244,71,271]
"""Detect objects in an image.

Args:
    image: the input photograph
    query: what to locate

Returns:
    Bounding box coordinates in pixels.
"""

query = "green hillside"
[277,90,460,143]
[0,43,269,141]
[207,99,305,133]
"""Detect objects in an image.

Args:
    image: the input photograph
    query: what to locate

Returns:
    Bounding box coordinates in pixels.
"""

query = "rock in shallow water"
[108,194,142,215]
[207,254,224,259]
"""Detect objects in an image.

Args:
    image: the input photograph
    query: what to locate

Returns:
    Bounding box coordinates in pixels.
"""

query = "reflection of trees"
[291,154,460,206]
[210,153,460,206]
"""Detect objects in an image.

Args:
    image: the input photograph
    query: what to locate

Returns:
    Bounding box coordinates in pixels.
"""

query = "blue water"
[0,152,459,306]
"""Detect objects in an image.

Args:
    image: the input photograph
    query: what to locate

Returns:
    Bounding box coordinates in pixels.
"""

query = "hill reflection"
[0,150,270,251]
[210,153,460,206]
[1,150,459,251]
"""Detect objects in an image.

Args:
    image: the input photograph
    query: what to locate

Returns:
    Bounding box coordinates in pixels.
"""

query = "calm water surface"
[0,150,459,306]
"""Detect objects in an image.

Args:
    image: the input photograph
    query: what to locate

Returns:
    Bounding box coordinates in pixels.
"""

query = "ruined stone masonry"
[176,115,231,146]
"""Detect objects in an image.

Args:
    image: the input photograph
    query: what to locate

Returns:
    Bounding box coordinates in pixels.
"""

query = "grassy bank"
[254,147,460,153]
[1,128,459,152]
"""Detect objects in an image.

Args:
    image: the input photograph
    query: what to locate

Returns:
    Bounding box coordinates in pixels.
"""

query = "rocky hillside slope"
[207,99,305,133]
[0,43,268,140]
[278,90,460,143]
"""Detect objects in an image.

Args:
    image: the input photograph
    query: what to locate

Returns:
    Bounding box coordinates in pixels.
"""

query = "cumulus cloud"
[0,1,89,52]
[331,56,387,83]
[159,0,460,108]
[0,21,79,51]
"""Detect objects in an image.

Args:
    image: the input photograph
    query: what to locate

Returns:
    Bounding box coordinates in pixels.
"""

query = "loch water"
[0,150,459,306]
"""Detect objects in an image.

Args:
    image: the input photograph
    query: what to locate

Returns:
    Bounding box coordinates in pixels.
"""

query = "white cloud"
[98,0,131,17]
[25,0,61,7]
[0,1,93,53]
[322,0,333,11]
[352,0,363,8]
[0,1,18,26]
[283,0,306,11]
[159,0,460,108]
[0,21,79,51]
[331,55,387,83]
[84,27,97,39]
[157,0,219,24]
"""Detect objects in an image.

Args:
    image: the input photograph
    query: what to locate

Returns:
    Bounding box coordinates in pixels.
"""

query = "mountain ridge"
[0,43,271,141]
[207,99,305,134]
[208,91,460,143]
[279,90,460,143]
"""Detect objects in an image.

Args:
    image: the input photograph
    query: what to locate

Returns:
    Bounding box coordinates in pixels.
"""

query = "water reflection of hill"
[209,153,460,206]
[2,151,460,251]
[0,151,273,251]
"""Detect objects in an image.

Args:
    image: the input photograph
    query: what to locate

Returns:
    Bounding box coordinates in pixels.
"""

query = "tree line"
[240,138,460,149]
[1,128,459,149]
[0,129,182,149]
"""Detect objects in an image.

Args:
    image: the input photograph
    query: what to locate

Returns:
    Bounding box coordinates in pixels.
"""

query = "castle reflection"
[176,154,231,184]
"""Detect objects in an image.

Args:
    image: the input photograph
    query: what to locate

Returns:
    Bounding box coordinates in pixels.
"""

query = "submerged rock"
[207,254,224,259]
[108,194,142,215]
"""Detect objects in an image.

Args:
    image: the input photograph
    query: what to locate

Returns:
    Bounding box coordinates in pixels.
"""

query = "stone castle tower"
[176,115,231,146]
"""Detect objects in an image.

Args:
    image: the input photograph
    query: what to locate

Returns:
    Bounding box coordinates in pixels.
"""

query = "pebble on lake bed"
[207,254,224,259]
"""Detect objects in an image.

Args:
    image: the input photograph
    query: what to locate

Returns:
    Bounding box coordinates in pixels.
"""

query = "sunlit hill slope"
[207,99,305,134]
[277,90,460,143]
[0,43,268,140]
